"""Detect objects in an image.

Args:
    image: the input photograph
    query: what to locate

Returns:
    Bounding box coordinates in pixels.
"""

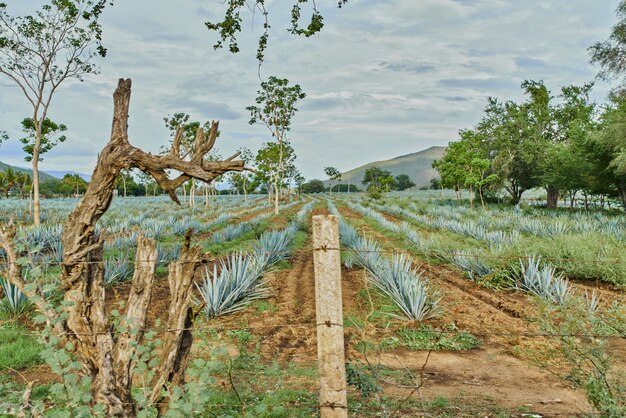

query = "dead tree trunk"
[0,79,246,417]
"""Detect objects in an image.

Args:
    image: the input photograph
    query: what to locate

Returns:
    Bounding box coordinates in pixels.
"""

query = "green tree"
[324,166,342,195]
[15,171,31,199]
[61,173,87,196]
[362,167,393,190]
[255,140,297,207]
[429,177,441,190]
[432,140,469,199]
[294,172,305,195]
[229,147,256,201]
[19,117,67,162]
[115,168,133,197]
[433,130,497,207]
[301,179,325,193]
[0,167,17,197]
[0,0,111,225]
[393,174,415,191]
[589,1,626,80]
[247,76,305,214]
[591,90,626,209]
[540,83,597,208]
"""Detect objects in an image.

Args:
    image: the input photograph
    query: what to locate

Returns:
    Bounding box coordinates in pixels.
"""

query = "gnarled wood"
[1,78,247,417]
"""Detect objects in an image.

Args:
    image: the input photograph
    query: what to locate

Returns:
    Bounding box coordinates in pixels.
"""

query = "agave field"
[0,192,625,416]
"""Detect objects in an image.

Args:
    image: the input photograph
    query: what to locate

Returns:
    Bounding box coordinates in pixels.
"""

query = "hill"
[46,170,91,182]
[0,161,59,183]
[325,146,445,188]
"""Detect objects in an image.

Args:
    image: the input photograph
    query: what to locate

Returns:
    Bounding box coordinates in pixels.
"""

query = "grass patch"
[381,324,481,351]
[0,324,43,370]
[251,301,278,313]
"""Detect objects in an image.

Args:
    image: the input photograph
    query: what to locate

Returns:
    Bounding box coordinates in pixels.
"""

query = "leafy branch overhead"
[205,0,349,64]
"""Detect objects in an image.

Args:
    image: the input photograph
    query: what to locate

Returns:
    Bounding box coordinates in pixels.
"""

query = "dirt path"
[375,348,590,417]
[257,249,318,362]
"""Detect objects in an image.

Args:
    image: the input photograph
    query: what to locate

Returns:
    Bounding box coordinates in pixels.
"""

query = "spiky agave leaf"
[157,243,182,265]
[196,253,266,318]
[104,253,134,285]
[211,223,253,244]
[0,276,29,316]
[516,256,572,305]
[367,254,441,321]
[253,226,297,270]
[451,252,492,280]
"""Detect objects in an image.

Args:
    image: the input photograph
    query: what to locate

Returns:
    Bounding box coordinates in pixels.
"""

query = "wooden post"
[312,215,348,418]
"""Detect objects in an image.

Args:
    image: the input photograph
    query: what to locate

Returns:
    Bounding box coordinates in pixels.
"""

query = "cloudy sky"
[0,0,621,180]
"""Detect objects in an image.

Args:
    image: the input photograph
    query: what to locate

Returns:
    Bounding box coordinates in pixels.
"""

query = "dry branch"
[0,78,247,417]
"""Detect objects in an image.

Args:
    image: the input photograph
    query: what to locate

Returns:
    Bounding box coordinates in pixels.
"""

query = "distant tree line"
[433,80,626,209]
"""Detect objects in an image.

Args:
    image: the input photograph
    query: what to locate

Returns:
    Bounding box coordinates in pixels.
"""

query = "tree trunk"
[0,79,246,416]
[505,181,524,205]
[189,178,195,208]
[32,150,41,226]
[546,186,559,209]
[274,177,279,215]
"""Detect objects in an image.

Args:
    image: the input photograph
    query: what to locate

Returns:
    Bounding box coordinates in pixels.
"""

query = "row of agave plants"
[101,198,302,285]
[0,196,301,315]
[388,191,624,242]
[335,197,596,308]
[327,199,441,321]
[342,193,626,287]
[195,200,316,318]
[0,194,267,226]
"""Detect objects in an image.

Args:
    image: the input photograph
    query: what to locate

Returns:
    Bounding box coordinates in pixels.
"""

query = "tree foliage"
[324,166,341,194]
[19,117,67,162]
[300,179,325,193]
[589,1,626,80]
[433,80,624,208]
[393,174,415,191]
[0,0,112,224]
[205,0,349,64]
[61,173,87,195]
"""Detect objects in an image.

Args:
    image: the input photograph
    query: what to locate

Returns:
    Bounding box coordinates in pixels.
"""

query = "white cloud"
[0,0,620,180]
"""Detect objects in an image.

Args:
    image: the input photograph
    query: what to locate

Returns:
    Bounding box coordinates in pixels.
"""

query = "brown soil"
[6,201,617,416]
[334,205,597,415]
[373,348,590,417]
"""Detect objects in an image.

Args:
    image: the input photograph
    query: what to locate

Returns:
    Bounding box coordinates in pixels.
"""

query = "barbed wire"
[1,245,625,266]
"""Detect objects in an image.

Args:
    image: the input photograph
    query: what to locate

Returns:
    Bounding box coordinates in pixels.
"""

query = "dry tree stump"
[0,78,246,417]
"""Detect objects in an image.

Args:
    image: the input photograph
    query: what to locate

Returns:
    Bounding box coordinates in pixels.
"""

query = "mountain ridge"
[325,146,445,188]
[0,161,59,182]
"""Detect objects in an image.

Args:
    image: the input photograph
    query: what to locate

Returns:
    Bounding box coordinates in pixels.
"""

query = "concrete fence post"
[312,215,348,418]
